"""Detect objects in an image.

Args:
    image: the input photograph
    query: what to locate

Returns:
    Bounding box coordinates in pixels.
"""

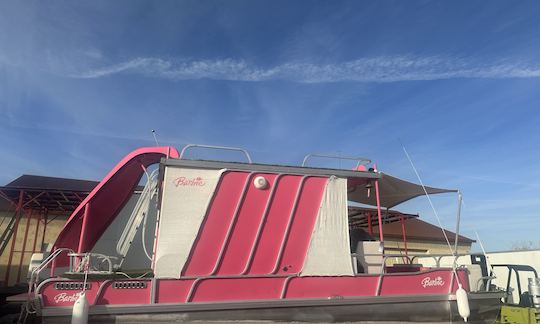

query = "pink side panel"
[39,280,103,307]
[182,172,250,276]
[155,279,195,303]
[217,173,277,275]
[247,176,302,274]
[379,270,454,295]
[452,269,470,292]
[285,276,379,298]
[277,177,328,274]
[40,271,468,307]
[191,278,285,302]
[95,281,151,305]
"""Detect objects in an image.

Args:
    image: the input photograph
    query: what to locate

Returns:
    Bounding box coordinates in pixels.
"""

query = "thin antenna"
[474,230,494,273]
[151,130,160,146]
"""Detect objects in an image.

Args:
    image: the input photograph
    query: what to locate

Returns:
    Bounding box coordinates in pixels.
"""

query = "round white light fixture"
[253,176,268,190]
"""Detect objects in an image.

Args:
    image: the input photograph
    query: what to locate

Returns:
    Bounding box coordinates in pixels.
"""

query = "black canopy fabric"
[347,172,456,208]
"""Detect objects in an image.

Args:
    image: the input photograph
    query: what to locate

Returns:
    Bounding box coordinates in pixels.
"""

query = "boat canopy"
[347,172,456,208]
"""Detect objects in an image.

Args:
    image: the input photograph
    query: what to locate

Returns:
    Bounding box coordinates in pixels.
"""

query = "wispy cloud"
[70,56,540,83]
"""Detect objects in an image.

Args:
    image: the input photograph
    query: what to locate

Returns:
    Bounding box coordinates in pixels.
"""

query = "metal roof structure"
[0,175,100,285]
[0,175,98,213]
[348,206,418,228]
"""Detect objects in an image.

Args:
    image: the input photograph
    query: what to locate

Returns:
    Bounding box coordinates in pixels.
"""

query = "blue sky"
[1,1,540,251]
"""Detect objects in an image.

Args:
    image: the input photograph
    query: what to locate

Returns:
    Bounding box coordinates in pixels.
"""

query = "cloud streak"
[71,56,540,83]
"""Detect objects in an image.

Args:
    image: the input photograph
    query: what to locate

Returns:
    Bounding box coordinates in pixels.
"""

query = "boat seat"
[385,264,423,273]
[356,241,383,274]
[466,264,483,291]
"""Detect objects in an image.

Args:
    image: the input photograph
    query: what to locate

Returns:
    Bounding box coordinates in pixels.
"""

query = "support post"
[373,164,384,248]
[367,213,373,236]
[400,216,409,263]
[40,209,48,252]
[4,190,24,285]
[31,209,42,253]
[16,209,33,282]
[77,203,91,253]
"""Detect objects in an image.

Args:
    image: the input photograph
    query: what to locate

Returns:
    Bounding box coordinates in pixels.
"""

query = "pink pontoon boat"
[23,145,504,323]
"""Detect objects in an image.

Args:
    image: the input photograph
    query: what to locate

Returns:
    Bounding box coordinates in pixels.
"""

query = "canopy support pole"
[453,191,463,254]
[374,165,384,251]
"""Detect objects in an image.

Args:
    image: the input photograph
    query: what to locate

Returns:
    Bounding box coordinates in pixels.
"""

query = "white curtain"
[154,167,225,278]
[301,176,354,276]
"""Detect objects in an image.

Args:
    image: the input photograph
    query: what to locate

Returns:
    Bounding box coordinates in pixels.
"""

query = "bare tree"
[511,240,540,251]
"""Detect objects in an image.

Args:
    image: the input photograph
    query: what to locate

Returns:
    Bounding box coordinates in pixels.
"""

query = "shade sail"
[347,172,456,208]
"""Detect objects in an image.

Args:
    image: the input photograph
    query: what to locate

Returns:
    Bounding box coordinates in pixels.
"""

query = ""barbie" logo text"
[421,276,445,288]
[173,176,206,187]
[54,292,81,304]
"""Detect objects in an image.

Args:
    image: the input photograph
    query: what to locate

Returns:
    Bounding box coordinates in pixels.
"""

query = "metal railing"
[409,253,473,267]
[180,144,253,163]
[67,252,116,274]
[351,253,450,273]
[27,248,74,298]
[302,153,371,168]
[27,250,117,297]
[25,250,493,312]
[350,252,492,295]
[178,144,377,171]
